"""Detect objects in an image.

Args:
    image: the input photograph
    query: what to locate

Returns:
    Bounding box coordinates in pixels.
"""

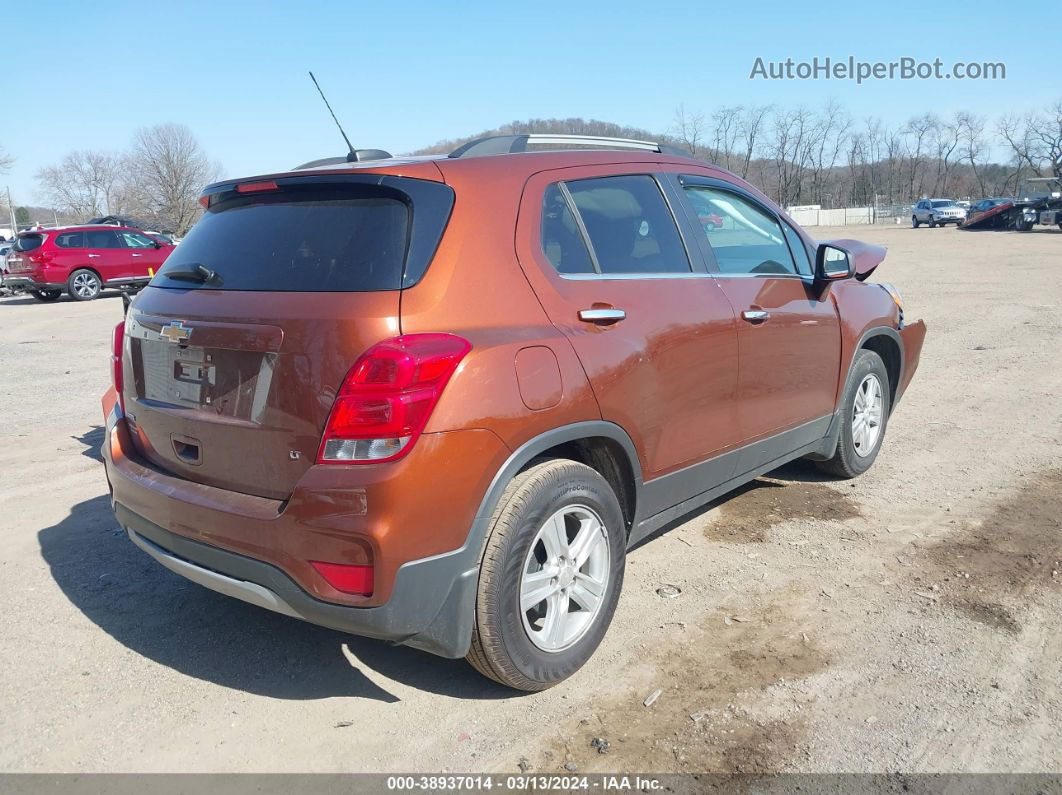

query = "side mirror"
[815,243,853,282]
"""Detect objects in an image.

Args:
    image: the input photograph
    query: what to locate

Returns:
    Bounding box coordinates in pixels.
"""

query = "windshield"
[931,201,956,208]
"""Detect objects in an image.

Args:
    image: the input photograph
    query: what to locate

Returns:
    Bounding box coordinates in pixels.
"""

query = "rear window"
[16,234,43,252]
[153,185,411,291]
[85,230,123,249]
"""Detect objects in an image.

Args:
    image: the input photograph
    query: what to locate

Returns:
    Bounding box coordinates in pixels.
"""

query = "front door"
[516,167,742,483]
[674,178,841,445]
[116,229,165,279]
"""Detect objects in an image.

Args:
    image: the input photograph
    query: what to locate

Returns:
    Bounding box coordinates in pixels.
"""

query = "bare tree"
[36,150,130,219]
[129,123,219,234]
[903,114,937,199]
[0,145,12,174]
[1028,100,1062,177]
[710,106,743,172]
[807,100,851,206]
[738,105,771,179]
[671,104,707,159]
[956,112,988,197]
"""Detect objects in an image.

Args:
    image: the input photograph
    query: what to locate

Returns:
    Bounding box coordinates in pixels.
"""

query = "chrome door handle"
[742,309,770,323]
[132,253,143,257]
[88,253,101,258]
[579,308,626,323]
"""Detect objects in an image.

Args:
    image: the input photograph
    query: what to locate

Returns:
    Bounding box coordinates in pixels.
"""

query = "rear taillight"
[111,321,125,413]
[317,333,471,464]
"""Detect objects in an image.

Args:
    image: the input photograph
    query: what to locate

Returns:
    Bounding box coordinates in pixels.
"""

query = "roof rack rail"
[448,134,687,159]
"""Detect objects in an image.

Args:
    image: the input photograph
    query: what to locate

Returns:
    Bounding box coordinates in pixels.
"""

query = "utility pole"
[5,186,17,237]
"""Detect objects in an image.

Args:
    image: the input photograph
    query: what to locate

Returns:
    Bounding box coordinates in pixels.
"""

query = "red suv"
[100,135,925,690]
[5,225,174,302]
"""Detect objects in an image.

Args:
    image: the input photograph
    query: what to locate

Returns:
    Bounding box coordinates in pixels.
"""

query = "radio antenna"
[308,71,358,161]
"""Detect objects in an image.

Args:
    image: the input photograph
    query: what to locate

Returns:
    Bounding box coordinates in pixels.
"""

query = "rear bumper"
[117,503,479,657]
[2,275,63,290]
[101,395,511,658]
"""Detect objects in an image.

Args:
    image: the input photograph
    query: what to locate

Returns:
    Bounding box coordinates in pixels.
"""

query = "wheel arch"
[475,422,643,546]
[854,327,904,410]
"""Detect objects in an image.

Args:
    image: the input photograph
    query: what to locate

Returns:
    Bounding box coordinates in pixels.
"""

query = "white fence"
[787,206,875,227]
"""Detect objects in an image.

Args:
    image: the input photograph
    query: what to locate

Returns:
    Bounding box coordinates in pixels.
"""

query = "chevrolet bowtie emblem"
[160,320,191,344]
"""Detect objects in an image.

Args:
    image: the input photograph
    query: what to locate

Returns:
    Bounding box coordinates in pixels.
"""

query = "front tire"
[31,288,62,302]
[816,349,891,479]
[466,459,626,691]
[68,269,102,301]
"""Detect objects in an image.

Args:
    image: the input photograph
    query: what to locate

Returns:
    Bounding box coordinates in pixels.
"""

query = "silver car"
[912,198,967,227]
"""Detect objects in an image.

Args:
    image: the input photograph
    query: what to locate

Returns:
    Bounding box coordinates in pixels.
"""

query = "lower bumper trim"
[127,528,300,619]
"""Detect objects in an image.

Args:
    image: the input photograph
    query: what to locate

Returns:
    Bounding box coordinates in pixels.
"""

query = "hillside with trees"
[415,99,1062,209]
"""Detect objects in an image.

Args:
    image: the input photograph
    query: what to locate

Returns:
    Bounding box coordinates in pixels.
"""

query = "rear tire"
[466,459,626,691]
[911,216,920,228]
[31,289,62,302]
[816,349,891,479]
[68,269,102,301]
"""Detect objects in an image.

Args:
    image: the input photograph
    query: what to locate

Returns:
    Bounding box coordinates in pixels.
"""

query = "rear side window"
[85,230,123,249]
[16,234,43,252]
[541,184,594,274]
[154,185,410,291]
[564,176,691,275]
[55,232,84,248]
[682,185,798,276]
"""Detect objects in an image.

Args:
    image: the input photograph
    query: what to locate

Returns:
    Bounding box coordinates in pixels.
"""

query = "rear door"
[50,231,86,274]
[516,166,742,483]
[122,175,450,500]
[673,176,841,445]
[83,229,126,282]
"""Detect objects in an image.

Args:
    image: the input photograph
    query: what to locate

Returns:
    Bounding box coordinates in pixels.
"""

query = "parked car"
[100,135,926,690]
[3,225,174,301]
[912,198,967,227]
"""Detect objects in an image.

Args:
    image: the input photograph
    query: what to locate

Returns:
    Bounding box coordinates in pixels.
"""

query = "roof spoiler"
[293,149,393,170]
[448,134,688,159]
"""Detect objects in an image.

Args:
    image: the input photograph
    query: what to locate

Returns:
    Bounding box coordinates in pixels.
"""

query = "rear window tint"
[16,234,43,252]
[55,232,84,248]
[566,175,691,275]
[541,184,594,274]
[85,230,123,249]
[153,186,410,291]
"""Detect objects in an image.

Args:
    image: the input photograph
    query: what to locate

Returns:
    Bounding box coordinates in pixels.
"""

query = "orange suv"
[100,135,926,690]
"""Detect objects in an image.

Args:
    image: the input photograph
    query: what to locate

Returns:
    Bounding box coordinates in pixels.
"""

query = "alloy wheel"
[72,272,100,299]
[520,505,610,652]
[852,373,884,457]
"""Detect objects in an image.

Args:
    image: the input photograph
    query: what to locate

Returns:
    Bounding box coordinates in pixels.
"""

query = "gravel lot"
[0,224,1059,774]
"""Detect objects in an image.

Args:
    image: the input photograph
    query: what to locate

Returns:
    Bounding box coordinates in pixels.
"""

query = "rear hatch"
[121,173,453,500]
[5,232,45,274]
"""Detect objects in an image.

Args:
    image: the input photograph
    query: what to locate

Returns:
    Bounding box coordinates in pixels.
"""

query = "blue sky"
[2,0,1054,204]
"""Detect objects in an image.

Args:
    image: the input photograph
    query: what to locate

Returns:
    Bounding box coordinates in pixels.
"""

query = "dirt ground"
[0,224,1059,774]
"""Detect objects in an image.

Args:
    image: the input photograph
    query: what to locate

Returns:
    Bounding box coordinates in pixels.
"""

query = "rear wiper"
[163,263,221,285]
